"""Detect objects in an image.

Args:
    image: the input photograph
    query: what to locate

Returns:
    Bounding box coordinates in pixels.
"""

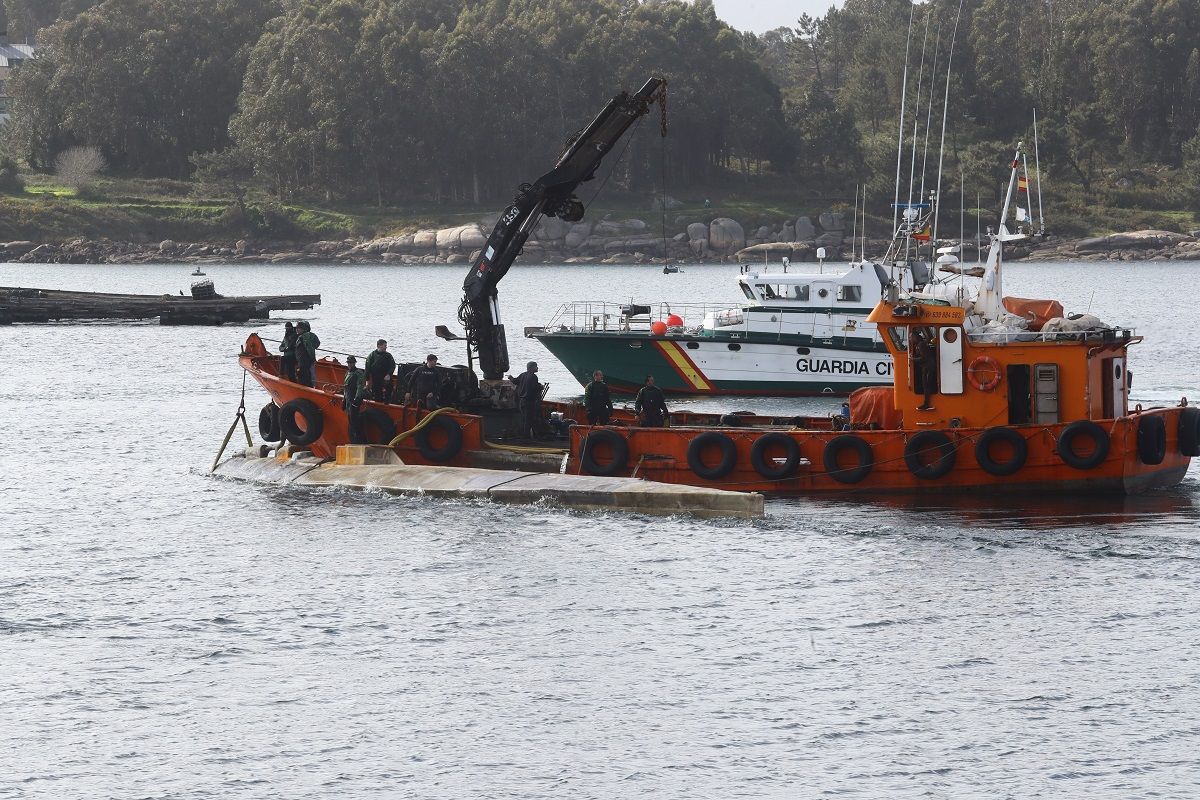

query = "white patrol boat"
[526,260,904,396]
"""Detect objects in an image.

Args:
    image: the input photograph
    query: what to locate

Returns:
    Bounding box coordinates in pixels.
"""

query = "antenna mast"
[931,0,965,250]
[1033,108,1046,235]
[892,2,916,235]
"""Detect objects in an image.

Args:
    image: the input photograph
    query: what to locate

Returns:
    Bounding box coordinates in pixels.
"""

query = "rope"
[259,336,363,362]
[483,441,567,455]
[583,115,644,209]
[210,370,253,472]
[386,406,456,449]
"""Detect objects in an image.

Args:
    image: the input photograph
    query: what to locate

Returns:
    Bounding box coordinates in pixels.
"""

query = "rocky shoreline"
[4,212,1199,266]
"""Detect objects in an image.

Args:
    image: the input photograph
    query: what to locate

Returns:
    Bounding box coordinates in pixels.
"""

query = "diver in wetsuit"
[635,375,668,427]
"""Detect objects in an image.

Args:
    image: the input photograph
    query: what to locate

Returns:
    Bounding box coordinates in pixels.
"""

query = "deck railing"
[539,301,744,334]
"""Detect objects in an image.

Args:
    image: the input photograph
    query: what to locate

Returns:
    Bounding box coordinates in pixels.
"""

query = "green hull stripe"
[534,333,890,396]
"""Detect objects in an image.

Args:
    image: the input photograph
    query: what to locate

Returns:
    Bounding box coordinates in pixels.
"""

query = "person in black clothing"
[365,339,397,404]
[911,327,937,410]
[512,361,542,437]
[279,321,298,383]
[584,370,613,425]
[635,374,668,427]
[343,355,367,444]
[406,354,441,410]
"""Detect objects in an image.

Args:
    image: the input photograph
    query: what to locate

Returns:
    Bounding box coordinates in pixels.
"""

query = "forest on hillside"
[2,0,1199,217]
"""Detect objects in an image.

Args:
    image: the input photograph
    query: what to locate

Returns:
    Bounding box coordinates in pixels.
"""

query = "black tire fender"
[974,427,1028,477]
[1136,414,1167,466]
[687,432,739,480]
[358,408,398,446]
[258,402,281,442]
[580,429,629,477]
[415,415,463,462]
[1178,407,1200,457]
[1057,420,1110,470]
[904,430,957,479]
[278,398,324,447]
[750,433,801,480]
[822,435,873,484]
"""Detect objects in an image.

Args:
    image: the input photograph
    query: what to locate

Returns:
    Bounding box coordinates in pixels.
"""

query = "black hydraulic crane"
[454,77,666,390]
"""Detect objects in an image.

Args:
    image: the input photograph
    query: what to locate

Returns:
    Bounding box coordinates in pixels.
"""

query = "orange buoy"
[666,313,684,327]
[651,320,668,336]
[967,355,1002,391]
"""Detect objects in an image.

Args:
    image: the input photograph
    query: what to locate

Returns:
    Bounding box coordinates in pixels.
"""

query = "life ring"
[357,408,398,445]
[822,435,873,484]
[1136,414,1167,466]
[580,429,629,477]
[278,398,324,447]
[974,427,1028,476]
[904,430,957,479]
[687,432,738,480]
[967,355,1002,391]
[750,433,801,480]
[258,402,281,442]
[1178,407,1200,457]
[415,415,463,462]
[1057,420,1110,470]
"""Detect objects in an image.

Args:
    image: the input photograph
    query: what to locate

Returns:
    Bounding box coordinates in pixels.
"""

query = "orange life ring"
[967,355,1002,391]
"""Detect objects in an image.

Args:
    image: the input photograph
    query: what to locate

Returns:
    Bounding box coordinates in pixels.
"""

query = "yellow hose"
[387,406,456,449]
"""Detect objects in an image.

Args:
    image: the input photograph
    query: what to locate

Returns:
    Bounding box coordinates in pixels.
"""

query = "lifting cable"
[211,370,254,472]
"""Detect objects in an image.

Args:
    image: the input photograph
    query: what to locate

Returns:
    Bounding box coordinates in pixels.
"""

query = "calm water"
[2,260,1199,798]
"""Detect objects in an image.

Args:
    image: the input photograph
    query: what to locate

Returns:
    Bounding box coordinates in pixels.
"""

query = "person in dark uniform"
[365,339,397,404]
[406,354,441,410]
[343,355,367,444]
[584,369,613,425]
[911,327,937,410]
[512,361,542,437]
[279,321,299,382]
[296,321,321,388]
[635,374,668,427]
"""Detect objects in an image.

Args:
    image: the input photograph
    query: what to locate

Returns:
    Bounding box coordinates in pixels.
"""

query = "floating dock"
[0,284,320,324]
[213,445,764,519]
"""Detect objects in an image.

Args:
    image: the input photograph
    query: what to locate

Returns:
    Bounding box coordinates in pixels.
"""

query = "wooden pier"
[0,283,320,325]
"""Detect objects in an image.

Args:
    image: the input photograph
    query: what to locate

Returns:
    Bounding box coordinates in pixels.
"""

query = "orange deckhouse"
[238,144,1196,496]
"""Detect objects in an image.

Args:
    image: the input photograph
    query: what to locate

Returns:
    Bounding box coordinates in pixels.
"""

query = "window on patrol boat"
[739,281,754,300]
[785,284,810,301]
[758,284,778,299]
[837,285,862,302]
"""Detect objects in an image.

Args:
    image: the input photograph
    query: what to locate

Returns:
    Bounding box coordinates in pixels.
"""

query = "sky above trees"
[711,0,843,33]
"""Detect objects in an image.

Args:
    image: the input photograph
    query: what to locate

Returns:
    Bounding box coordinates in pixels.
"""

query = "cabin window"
[887,326,908,352]
[739,281,754,300]
[1007,365,1032,424]
[837,285,862,302]
[787,284,810,301]
[758,284,778,299]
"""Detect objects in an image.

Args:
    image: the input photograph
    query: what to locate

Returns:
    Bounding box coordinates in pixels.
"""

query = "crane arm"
[459,77,666,380]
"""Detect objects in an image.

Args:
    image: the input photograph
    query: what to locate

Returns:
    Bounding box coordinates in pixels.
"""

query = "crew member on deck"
[295,321,321,388]
[279,321,299,383]
[343,355,367,444]
[365,339,397,404]
[512,361,542,438]
[584,370,613,425]
[635,374,668,427]
[406,354,441,410]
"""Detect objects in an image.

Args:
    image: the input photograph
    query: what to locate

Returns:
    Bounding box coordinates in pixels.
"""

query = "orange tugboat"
[235,80,1194,498]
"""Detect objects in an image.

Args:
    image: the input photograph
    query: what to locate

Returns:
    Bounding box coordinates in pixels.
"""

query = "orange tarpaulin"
[849,386,903,430]
[1003,296,1064,332]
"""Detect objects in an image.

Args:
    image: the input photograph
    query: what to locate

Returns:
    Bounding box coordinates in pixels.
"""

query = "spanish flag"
[912,225,932,241]
[1018,176,1029,192]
